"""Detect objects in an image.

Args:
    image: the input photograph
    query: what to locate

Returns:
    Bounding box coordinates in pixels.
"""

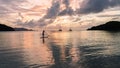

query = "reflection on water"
[0,31,120,68]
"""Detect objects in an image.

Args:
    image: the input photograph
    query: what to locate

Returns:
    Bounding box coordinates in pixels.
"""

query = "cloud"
[15,0,61,28]
[0,0,27,6]
[79,0,120,14]
[111,17,120,20]
[0,0,31,26]
[63,0,70,8]
[58,6,74,16]
[4,0,120,29]
[1,0,74,28]
[97,14,120,21]
[37,0,61,27]
[25,12,43,16]
[97,14,120,17]
[39,0,74,26]
[58,0,74,16]
[14,19,37,28]
[18,13,24,20]
[0,6,10,14]
[0,0,28,14]
[44,0,60,18]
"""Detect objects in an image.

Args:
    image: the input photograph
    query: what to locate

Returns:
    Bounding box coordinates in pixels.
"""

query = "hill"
[88,21,120,31]
[14,28,33,31]
[0,24,15,31]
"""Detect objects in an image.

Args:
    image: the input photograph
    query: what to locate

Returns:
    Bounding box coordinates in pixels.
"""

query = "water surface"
[0,31,120,68]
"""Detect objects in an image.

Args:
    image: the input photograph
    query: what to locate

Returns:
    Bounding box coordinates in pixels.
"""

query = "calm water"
[0,31,120,68]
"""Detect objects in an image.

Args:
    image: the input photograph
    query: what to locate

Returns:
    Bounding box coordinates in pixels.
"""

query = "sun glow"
[0,0,120,30]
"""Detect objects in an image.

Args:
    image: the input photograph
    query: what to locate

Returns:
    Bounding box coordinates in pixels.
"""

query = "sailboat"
[58,28,62,31]
[69,28,72,31]
[58,23,62,31]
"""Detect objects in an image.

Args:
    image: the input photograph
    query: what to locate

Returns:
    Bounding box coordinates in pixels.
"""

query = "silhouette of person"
[41,30,45,44]
[42,30,45,37]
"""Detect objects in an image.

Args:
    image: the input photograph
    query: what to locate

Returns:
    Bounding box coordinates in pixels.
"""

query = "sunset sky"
[0,0,120,30]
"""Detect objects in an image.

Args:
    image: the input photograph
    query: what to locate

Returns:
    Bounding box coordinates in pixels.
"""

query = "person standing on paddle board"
[42,30,45,37]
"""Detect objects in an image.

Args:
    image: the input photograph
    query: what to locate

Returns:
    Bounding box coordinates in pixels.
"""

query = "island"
[87,21,120,31]
[14,28,33,31]
[0,24,33,31]
[0,24,15,31]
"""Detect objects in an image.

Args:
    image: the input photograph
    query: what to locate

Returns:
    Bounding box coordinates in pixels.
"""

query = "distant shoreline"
[0,24,33,31]
[87,21,120,31]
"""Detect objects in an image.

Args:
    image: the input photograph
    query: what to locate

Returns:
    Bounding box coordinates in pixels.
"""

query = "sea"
[0,30,120,68]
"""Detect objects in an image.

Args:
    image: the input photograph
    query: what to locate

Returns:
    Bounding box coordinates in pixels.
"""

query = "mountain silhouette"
[14,28,33,31]
[0,24,15,31]
[88,21,120,31]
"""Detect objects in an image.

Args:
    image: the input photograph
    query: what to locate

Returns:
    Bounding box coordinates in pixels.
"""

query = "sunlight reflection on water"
[0,31,120,68]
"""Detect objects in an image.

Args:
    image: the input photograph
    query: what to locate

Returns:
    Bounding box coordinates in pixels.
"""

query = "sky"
[0,0,120,30]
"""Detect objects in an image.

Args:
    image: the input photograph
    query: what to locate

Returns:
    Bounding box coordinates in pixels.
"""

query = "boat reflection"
[46,32,79,68]
[45,31,120,68]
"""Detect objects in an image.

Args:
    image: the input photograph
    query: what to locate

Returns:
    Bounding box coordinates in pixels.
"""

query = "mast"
[69,22,72,31]
[69,28,72,31]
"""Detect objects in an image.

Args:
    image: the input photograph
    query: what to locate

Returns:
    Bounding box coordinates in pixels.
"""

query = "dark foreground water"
[0,31,120,68]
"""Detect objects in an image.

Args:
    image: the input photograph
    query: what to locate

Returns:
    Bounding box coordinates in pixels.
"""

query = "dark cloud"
[63,0,70,8]
[79,0,120,14]
[110,0,120,6]
[44,0,60,18]
[39,0,74,27]
[58,0,74,16]
[58,7,74,16]
[36,0,61,27]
